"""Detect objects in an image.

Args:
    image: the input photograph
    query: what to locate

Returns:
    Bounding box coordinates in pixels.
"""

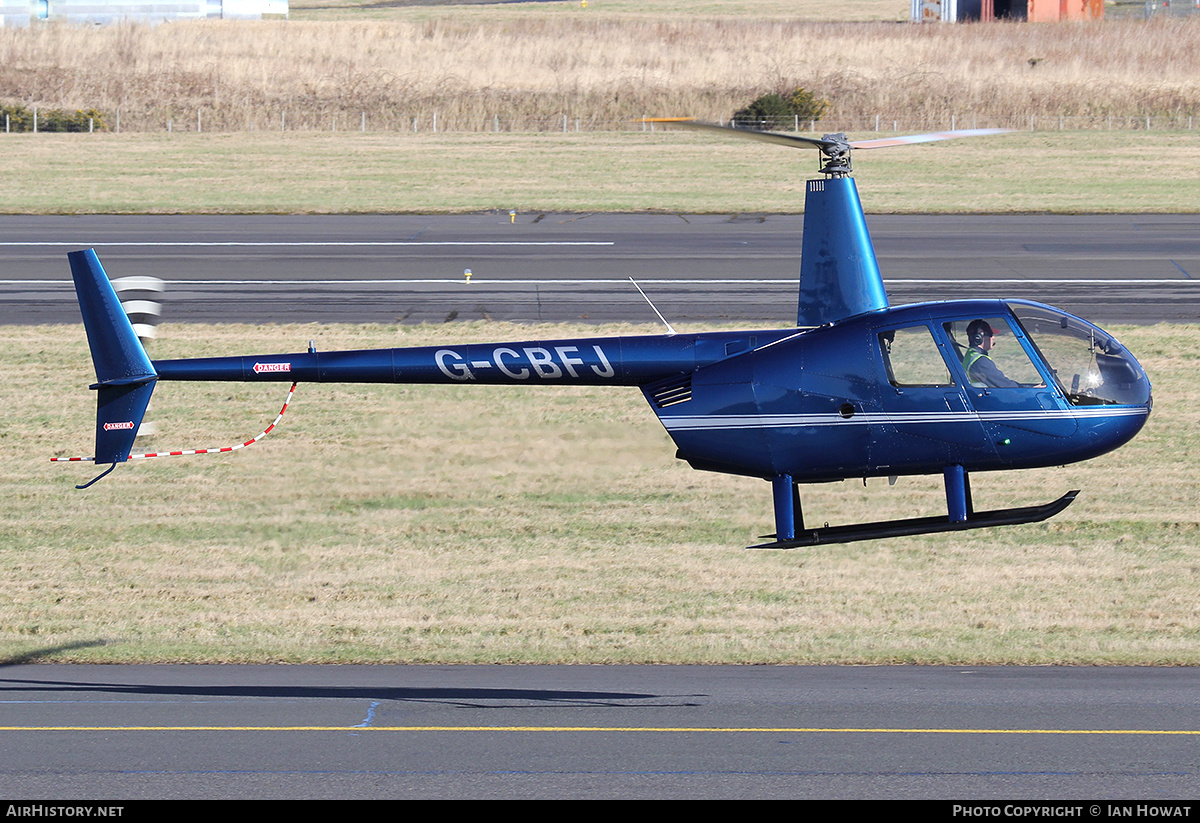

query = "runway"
[2,213,1199,326]
[2,663,1199,800]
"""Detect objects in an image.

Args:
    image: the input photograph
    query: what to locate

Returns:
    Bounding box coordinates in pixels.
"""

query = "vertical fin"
[69,249,157,385]
[68,249,158,464]
[797,177,889,326]
[94,382,156,465]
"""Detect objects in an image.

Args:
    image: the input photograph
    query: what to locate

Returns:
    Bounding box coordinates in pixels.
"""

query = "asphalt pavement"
[1,663,1198,800]
[3,213,1198,325]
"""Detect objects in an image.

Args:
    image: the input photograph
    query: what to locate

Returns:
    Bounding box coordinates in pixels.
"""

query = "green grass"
[4,320,1198,664]
[1,130,1197,214]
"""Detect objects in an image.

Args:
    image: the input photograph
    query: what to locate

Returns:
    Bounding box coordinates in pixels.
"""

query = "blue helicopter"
[57,122,1152,546]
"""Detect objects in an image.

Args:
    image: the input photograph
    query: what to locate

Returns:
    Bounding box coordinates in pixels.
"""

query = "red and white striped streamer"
[51,382,298,464]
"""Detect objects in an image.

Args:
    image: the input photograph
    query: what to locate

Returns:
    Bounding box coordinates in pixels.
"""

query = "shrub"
[0,104,33,132]
[0,104,107,132]
[786,88,829,123]
[732,88,829,131]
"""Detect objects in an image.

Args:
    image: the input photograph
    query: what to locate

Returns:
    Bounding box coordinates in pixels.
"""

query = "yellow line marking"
[0,734,1195,739]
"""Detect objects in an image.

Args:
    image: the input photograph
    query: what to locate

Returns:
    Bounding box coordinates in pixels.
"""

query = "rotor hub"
[818,133,853,177]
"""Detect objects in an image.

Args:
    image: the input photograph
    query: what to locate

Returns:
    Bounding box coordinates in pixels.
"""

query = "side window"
[944,317,1042,388]
[879,326,952,387]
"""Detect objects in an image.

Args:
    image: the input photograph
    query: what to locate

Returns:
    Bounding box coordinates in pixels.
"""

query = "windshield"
[1008,303,1150,406]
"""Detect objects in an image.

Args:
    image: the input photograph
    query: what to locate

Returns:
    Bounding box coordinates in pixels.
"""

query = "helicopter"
[54,121,1152,547]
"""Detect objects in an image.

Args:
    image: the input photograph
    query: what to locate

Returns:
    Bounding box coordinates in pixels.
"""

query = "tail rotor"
[112,275,165,438]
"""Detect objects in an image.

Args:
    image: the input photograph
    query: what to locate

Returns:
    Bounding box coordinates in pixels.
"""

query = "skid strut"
[755,468,1078,548]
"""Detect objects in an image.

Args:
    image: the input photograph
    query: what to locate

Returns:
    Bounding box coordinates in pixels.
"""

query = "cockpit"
[876,300,1151,408]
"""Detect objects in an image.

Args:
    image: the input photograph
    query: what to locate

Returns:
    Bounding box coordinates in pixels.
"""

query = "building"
[913,0,1106,20]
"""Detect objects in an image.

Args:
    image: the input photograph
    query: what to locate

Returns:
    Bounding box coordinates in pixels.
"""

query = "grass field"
[4,320,1197,665]
[1,129,1198,214]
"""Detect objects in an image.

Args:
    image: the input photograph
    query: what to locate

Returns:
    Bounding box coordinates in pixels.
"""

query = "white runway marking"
[4,278,1197,286]
[0,241,615,247]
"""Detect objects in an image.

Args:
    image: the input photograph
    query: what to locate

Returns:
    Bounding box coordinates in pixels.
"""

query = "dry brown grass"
[290,0,913,23]
[2,12,1199,132]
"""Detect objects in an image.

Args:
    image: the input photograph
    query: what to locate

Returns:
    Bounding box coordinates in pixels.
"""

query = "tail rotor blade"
[111,276,165,344]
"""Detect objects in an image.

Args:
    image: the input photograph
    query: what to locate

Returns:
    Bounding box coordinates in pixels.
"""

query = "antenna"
[629,278,676,335]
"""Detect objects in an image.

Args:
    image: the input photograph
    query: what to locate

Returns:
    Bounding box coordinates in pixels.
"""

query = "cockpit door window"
[944,317,1042,388]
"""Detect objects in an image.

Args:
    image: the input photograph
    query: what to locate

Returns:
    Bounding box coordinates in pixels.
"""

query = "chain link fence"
[1108,0,1200,18]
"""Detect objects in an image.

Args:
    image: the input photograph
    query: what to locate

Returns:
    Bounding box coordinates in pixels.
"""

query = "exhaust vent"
[646,373,693,408]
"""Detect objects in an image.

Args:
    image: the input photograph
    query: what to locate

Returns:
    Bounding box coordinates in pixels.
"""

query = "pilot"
[962,319,1019,388]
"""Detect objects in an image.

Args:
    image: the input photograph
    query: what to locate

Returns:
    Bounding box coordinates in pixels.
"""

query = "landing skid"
[751,490,1079,548]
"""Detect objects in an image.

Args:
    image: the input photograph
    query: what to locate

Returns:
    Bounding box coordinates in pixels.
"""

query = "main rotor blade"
[645,119,1013,152]
[643,118,841,152]
[849,128,1013,149]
